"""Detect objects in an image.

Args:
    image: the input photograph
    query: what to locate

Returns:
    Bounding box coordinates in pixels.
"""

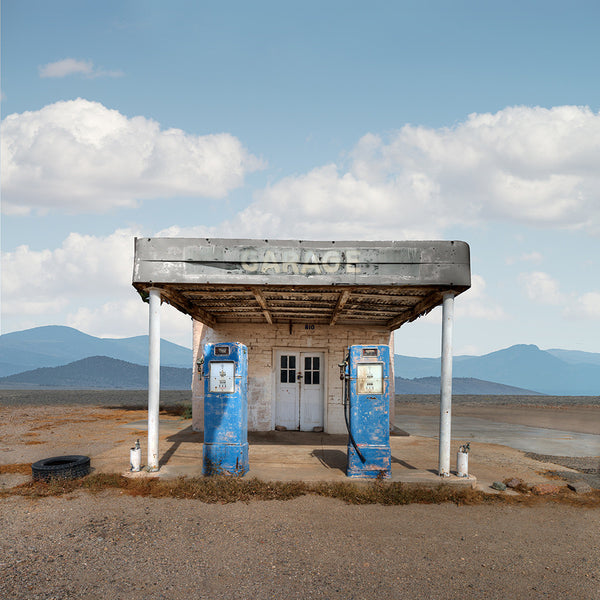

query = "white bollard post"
[130,439,142,472]
[438,292,454,476]
[148,288,161,472]
[457,449,468,477]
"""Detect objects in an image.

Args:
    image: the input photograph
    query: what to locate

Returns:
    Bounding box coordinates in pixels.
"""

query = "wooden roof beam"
[386,290,443,331]
[160,287,218,328]
[251,287,273,324]
[330,289,352,326]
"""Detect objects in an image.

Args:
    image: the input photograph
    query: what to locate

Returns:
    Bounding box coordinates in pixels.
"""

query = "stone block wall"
[192,320,395,434]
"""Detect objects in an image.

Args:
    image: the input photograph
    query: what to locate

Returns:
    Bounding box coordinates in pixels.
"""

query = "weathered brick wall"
[192,320,395,434]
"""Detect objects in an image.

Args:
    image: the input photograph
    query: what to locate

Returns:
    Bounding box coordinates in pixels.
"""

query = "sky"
[1,0,599,357]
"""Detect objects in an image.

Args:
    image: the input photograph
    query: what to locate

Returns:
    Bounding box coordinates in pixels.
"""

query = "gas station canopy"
[132,238,471,330]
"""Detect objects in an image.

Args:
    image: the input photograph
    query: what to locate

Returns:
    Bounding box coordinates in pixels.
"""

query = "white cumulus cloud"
[519,271,600,320]
[408,274,506,326]
[0,227,192,346]
[564,291,600,320]
[39,58,123,78]
[2,228,138,305]
[39,58,93,78]
[217,105,600,240]
[519,271,565,305]
[1,98,264,215]
[506,251,543,265]
[456,274,506,320]
[67,298,192,345]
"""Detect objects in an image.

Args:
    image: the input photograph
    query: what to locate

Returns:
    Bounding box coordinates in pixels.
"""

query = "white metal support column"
[438,292,455,476]
[147,288,161,471]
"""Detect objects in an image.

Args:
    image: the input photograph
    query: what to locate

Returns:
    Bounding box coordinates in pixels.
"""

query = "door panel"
[275,353,299,430]
[275,351,324,431]
[300,354,323,431]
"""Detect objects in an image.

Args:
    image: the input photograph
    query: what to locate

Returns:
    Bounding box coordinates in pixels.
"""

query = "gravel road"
[1,492,599,600]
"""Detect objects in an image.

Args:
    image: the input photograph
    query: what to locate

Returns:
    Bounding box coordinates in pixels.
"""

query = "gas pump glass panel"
[356,363,383,395]
[361,348,378,357]
[209,361,235,393]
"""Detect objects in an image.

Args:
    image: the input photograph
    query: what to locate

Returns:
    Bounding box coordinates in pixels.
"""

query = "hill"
[2,326,598,395]
[0,356,191,390]
[0,325,192,377]
[395,344,600,396]
[546,348,600,366]
[395,376,543,395]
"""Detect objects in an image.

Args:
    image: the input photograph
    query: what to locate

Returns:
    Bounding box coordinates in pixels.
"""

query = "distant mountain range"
[0,356,191,390]
[0,326,598,395]
[0,325,192,377]
[394,344,600,396]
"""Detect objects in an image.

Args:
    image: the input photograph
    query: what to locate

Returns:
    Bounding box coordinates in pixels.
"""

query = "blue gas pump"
[340,345,391,478]
[201,342,249,476]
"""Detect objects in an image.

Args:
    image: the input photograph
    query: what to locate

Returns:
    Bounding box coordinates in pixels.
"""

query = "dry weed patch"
[2,473,599,507]
[0,463,32,475]
[104,404,191,418]
[29,418,98,431]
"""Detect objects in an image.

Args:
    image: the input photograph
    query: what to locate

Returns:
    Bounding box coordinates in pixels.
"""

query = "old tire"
[31,455,90,482]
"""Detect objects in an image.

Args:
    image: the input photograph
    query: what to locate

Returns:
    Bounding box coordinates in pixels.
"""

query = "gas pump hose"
[343,372,366,463]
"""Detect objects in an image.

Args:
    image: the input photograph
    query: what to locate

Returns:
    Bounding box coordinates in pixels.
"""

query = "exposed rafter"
[386,290,442,330]
[329,289,353,325]
[150,284,454,330]
[160,287,217,328]
[134,239,470,329]
[251,287,273,324]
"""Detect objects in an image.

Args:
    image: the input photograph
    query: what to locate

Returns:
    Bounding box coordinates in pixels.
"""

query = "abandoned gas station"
[133,238,471,478]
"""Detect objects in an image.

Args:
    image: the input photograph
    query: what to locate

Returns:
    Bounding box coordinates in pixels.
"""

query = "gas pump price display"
[356,363,384,395]
[209,362,235,393]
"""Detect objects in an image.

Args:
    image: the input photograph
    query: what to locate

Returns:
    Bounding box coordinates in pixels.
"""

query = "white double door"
[275,351,324,431]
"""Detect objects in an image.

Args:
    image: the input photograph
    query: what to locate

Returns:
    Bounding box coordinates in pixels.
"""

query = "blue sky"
[2,1,599,356]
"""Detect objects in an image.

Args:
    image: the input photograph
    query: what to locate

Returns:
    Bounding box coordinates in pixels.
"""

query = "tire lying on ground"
[31,455,91,481]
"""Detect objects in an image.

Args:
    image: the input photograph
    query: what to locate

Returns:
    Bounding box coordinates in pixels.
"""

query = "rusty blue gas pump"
[340,345,391,478]
[201,342,248,476]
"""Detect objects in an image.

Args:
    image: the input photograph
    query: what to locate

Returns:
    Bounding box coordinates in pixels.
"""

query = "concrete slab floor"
[97,418,479,489]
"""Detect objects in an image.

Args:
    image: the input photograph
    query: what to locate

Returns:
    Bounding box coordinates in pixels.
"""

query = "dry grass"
[2,473,599,507]
[29,418,99,431]
[0,462,32,475]
[103,404,192,418]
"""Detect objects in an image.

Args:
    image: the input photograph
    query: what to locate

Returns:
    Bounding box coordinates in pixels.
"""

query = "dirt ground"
[1,494,599,600]
[396,400,600,435]
[1,392,598,491]
[0,402,597,491]
[1,392,599,599]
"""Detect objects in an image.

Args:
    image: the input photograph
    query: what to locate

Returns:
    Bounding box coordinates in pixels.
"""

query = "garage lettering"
[240,249,360,274]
